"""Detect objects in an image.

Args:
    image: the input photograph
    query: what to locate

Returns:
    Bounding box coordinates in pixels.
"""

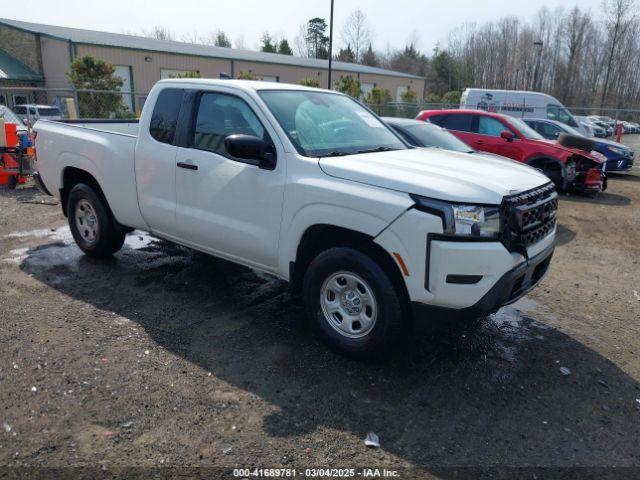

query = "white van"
[460,89,591,137]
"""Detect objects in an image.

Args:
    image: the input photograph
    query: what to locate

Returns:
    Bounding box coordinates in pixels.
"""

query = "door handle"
[177,162,198,171]
[475,140,485,145]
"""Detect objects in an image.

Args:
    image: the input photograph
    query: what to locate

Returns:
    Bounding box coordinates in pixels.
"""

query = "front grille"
[500,182,558,251]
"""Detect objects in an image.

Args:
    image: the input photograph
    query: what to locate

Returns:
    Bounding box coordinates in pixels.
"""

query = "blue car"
[524,118,634,172]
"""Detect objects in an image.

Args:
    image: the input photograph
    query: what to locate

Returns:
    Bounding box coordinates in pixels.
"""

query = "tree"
[214,30,232,48]
[237,71,257,80]
[334,75,362,98]
[600,0,636,107]
[400,87,417,103]
[361,44,380,67]
[143,26,174,41]
[442,91,461,104]
[300,77,321,87]
[67,56,132,119]
[168,71,200,78]
[341,9,371,62]
[278,39,293,55]
[261,32,277,53]
[364,87,392,114]
[300,17,329,59]
[390,43,428,77]
[336,44,356,63]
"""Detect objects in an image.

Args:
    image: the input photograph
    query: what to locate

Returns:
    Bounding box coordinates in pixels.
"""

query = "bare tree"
[341,9,371,62]
[600,0,637,106]
[143,26,175,41]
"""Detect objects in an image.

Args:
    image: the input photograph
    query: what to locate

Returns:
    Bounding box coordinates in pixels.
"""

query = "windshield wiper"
[318,151,352,158]
[356,146,397,154]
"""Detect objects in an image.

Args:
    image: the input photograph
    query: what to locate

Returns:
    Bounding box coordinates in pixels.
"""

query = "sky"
[15,0,605,54]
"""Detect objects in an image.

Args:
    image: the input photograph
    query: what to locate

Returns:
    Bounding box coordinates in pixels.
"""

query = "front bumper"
[411,241,554,321]
[574,168,606,192]
[374,207,556,317]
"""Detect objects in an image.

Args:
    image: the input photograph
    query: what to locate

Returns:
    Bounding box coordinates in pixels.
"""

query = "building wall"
[41,37,72,89]
[75,44,232,92]
[73,45,424,100]
[0,24,42,75]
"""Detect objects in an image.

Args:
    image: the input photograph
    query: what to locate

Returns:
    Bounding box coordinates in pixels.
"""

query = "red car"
[416,109,606,192]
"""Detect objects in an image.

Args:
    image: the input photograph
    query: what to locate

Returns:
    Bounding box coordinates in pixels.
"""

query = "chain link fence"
[2,86,640,126]
[0,86,145,121]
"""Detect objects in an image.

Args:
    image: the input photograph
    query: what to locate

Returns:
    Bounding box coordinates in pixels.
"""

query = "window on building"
[149,88,184,145]
[361,83,374,97]
[0,95,6,106]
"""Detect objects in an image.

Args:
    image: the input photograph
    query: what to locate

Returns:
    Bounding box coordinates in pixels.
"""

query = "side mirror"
[224,134,276,170]
[500,130,515,142]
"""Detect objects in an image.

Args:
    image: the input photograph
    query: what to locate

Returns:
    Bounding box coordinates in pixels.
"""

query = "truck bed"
[34,118,146,229]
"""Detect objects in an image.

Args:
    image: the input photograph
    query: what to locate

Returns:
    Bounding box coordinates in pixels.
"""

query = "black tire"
[557,133,595,152]
[303,247,405,358]
[7,175,18,190]
[67,183,126,258]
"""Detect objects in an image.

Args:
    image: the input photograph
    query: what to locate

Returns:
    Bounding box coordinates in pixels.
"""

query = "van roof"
[462,88,559,101]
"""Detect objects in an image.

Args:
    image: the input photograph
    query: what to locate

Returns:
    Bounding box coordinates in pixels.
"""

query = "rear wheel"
[7,175,18,190]
[67,183,125,257]
[303,247,405,358]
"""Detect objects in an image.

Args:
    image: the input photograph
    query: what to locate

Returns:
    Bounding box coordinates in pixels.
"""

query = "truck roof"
[157,78,332,93]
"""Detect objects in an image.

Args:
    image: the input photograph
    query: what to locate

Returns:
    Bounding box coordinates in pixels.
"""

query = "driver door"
[173,90,285,270]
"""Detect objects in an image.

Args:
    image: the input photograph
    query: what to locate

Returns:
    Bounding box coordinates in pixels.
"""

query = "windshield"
[508,117,545,140]
[557,123,584,137]
[258,90,406,157]
[0,106,22,125]
[405,123,473,153]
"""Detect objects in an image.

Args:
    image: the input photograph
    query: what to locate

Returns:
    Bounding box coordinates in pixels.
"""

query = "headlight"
[608,146,627,155]
[410,195,501,238]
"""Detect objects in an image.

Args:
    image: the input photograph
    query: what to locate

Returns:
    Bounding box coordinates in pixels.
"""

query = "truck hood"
[318,147,550,205]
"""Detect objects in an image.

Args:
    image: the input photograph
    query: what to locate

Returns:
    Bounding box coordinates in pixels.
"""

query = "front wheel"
[67,183,125,258]
[303,247,405,358]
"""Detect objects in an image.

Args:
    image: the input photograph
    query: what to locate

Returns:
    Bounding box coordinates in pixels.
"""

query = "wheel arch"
[60,167,109,218]
[290,224,410,313]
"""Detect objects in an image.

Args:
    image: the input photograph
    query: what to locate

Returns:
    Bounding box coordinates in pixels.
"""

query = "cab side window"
[149,88,185,145]
[477,116,512,137]
[193,92,268,157]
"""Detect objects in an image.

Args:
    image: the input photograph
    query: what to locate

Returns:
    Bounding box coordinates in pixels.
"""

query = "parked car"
[33,79,557,358]
[523,118,634,173]
[417,109,606,192]
[575,116,606,138]
[460,88,591,137]
[14,104,62,126]
[382,117,474,152]
[588,116,615,137]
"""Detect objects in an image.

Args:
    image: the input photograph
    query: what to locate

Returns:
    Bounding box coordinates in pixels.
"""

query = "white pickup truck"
[33,79,558,357]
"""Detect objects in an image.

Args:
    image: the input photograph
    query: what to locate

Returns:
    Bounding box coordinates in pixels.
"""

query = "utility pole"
[532,40,543,91]
[327,0,334,89]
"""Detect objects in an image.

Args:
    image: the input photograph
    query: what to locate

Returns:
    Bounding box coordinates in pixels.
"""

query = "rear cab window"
[149,88,185,145]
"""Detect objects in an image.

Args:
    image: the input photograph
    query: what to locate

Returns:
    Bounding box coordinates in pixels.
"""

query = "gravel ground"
[1,137,640,479]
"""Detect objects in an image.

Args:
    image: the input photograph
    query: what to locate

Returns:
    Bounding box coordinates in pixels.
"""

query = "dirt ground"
[1,137,639,479]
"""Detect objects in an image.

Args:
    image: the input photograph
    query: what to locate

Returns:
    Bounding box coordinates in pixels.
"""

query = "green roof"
[0,49,43,81]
